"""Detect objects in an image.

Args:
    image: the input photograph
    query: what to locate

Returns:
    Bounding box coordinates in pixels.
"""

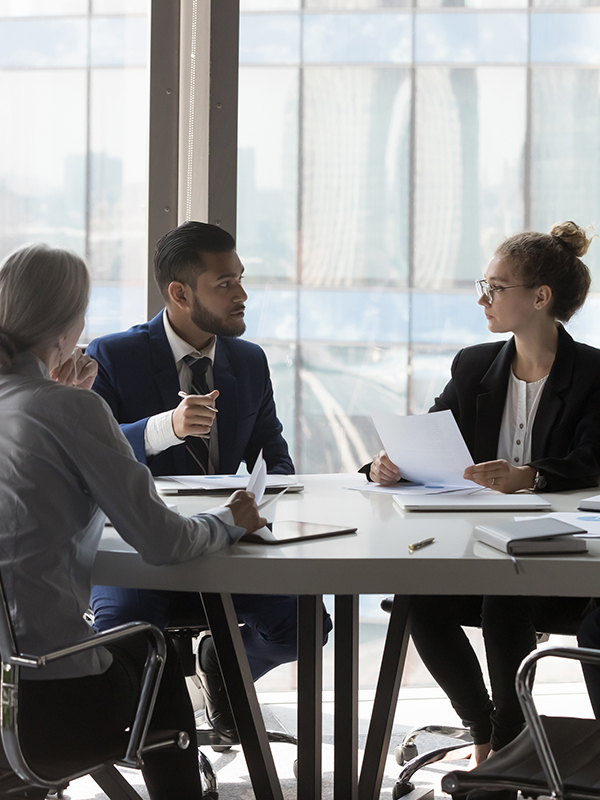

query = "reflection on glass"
[93,0,147,12]
[257,342,297,465]
[239,14,301,64]
[415,13,527,63]
[0,70,86,255]
[87,285,145,337]
[419,0,527,9]
[411,292,492,344]
[244,288,298,340]
[414,67,526,287]
[300,290,409,342]
[302,67,410,286]
[89,68,148,292]
[565,298,600,349]
[0,0,86,14]
[530,68,600,280]
[300,343,408,472]
[91,17,147,66]
[0,9,148,341]
[303,13,412,63]
[241,0,300,8]
[534,0,600,7]
[531,13,600,62]
[306,0,409,7]
[237,67,298,281]
[409,349,456,414]
[0,19,87,68]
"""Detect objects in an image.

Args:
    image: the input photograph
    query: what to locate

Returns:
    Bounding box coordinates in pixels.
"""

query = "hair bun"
[550,221,593,258]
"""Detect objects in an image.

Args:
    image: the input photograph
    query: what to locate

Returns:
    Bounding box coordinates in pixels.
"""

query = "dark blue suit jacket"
[86,312,294,476]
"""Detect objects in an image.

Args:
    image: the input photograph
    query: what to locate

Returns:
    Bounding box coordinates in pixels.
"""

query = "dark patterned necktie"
[182,355,212,474]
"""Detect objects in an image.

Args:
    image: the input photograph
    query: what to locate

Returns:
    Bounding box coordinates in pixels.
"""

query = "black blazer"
[431,325,600,492]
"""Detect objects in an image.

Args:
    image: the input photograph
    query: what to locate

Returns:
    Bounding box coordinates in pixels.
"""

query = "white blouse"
[497,369,549,467]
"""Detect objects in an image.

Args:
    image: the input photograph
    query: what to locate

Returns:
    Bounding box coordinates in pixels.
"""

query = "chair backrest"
[0,567,39,789]
[0,569,21,664]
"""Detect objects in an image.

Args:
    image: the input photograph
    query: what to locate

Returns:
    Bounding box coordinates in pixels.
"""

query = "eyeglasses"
[475,279,528,303]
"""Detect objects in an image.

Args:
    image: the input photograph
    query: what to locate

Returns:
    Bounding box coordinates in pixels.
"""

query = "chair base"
[392,783,435,800]
[392,725,474,800]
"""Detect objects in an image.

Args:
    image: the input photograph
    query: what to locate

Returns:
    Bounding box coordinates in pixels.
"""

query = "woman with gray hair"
[0,243,265,799]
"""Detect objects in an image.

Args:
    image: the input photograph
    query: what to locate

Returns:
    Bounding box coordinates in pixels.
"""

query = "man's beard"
[191,295,246,338]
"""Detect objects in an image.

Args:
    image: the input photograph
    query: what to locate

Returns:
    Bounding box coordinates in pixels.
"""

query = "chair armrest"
[7,621,165,670]
[2,621,168,784]
[516,645,600,800]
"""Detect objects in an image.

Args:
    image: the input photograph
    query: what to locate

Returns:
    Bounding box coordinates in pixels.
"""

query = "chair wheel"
[211,744,232,753]
[393,781,415,799]
[395,743,418,765]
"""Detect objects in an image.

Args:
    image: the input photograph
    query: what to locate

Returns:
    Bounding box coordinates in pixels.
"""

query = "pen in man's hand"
[408,537,435,553]
[178,390,218,412]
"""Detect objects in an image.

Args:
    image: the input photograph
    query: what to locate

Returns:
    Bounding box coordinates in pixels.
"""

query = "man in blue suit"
[87,221,331,743]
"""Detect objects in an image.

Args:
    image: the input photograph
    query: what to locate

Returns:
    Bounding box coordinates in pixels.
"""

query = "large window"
[238,0,600,473]
[0,0,149,341]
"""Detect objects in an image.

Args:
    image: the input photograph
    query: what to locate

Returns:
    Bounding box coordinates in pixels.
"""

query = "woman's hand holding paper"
[463,459,536,494]
[371,450,402,486]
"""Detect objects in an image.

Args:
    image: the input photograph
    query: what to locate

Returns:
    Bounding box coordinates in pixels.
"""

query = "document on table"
[154,474,303,495]
[371,409,476,488]
[346,483,476,496]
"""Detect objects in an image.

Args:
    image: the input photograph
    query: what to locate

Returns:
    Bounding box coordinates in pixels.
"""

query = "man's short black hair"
[154,221,236,299]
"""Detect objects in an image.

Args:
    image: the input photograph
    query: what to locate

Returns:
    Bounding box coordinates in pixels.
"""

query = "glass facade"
[0,3,148,341]
[238,2,600,473]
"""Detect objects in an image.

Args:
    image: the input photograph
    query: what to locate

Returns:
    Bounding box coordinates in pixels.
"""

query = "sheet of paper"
[372,410,475,487]
[257,486,289,512]
[345,483,478,496]
[246,449,267,505]
[515,511,600,537]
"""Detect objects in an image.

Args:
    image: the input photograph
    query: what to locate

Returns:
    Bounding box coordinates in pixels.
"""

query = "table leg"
[358,594,411,800]
[201,593,283,800]
[334,594,359,800]
[297,594,324,800]
[92,765,144,799]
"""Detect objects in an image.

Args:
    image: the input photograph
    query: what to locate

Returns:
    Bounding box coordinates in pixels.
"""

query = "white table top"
[93,473,600,597]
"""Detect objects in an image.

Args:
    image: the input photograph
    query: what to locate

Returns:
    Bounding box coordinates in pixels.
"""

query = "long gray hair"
[0,243,90,371]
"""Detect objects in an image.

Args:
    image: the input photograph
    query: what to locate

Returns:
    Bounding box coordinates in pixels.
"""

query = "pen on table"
[178,390,218,412]
[408,537,435,553]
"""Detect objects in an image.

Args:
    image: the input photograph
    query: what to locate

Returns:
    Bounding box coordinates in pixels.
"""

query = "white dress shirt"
[144,310,219,472]
[0,352,244,680]
[497,369,549,467]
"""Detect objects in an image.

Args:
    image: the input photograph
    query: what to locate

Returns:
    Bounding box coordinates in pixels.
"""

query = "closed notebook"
[474,518,588,555]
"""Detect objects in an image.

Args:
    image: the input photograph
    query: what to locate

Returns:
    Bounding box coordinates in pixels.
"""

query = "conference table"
[93,473,600,800]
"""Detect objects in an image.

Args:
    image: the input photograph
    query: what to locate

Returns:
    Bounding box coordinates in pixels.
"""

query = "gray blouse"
[0,353,244,680]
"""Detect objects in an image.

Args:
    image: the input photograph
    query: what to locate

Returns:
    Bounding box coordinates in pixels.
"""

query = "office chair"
[0,574,188,800]
[380,596,596,800]
[167,606,299,747]
[442,645,600,800]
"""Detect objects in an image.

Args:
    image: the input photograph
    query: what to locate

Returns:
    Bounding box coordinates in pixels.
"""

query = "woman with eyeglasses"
[367,221,600,766]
